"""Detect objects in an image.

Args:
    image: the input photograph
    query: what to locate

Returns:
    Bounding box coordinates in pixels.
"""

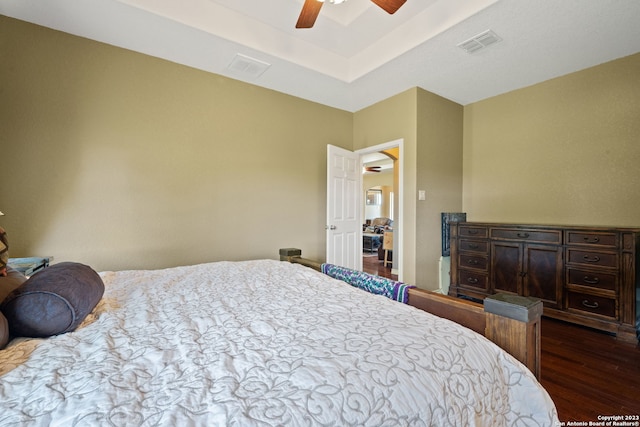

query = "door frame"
[356,139,404,281]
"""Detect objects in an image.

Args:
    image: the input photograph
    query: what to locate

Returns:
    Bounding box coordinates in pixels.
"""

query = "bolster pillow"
[0,262,104,338]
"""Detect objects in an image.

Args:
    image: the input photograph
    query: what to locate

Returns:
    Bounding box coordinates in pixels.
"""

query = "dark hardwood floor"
[363,253,640,422]
[541,318,640,422]
[362,253,397,280]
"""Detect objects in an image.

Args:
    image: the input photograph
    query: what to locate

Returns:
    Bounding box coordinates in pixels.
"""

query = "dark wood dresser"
[448,222,640,342]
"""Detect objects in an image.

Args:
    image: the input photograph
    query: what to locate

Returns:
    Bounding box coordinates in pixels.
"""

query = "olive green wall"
[3,15,638,286]
[0,16,352,271]
[463,53,640,227]
[353,89,418,285]
[353,89,464,290]
[415,89,463,289]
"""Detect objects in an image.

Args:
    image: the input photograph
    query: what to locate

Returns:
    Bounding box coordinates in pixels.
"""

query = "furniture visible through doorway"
[383,231,393,267]
[362,217,392,254]
[363,233,382,253]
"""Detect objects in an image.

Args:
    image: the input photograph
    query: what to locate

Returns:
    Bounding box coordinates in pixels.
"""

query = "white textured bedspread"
[0,260,558,426]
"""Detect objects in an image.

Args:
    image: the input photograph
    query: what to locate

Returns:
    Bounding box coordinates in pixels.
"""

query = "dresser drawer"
[458,270,489,291]
[567,291,616,319]
[566,249,618,269]
[490,227,561,244]
[458,226,488,238]
[458,254,488,271]
[566,231,618,248]
[459,239,489,253]
[567,268,617,291]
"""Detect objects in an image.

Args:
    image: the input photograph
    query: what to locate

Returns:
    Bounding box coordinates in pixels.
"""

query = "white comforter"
[0,260,558,426]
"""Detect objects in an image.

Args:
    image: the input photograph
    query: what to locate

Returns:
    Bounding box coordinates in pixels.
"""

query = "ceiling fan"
[364,165,382,173]
[296,0,407,29]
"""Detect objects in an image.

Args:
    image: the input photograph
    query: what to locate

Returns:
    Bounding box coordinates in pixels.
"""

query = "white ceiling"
[2,0,639,112]
[362,152,393,173]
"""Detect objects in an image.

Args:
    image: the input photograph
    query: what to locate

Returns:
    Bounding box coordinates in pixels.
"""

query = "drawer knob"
[517,232,530,238]
[582,255,601,263]
[467,259,479,265]
[581,300,599,309]
[466,277,479,284]
[583,276,600,285]
[467,229,479,235]
[583,236,600,243]
[468,243,479,249]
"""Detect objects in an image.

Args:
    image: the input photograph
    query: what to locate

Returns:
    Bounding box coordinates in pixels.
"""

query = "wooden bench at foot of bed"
[279,248,542,380]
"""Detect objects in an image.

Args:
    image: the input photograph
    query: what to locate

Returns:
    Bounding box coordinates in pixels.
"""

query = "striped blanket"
[321,263,414,304]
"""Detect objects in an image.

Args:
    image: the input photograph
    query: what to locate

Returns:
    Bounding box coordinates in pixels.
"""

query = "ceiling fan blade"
[370,0,407,14]
[296,0,324,28]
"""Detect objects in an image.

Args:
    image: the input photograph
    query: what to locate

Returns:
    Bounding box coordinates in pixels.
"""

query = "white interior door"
[326,144,361,270]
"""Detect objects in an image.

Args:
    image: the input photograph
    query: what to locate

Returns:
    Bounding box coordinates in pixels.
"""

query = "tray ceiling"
[1,0,639,111]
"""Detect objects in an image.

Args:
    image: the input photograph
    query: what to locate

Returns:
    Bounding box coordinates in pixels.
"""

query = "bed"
[0,254,558,426]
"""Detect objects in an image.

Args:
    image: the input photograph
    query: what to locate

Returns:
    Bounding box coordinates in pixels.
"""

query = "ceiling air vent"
[227,53,271,79]
[457,30,502,54]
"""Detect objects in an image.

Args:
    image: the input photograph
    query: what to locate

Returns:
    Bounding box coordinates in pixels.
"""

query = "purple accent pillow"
[1,262,104,338]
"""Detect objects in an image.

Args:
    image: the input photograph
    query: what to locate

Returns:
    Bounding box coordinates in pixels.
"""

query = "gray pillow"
[1,262,104,338]
[0,267,28,304]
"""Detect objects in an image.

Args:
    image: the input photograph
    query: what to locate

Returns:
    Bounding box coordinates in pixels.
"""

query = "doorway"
[357,139,403,281]
[362,152,396,280]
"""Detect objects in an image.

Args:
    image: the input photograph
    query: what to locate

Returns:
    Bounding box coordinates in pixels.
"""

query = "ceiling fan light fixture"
[298,0,402,28]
